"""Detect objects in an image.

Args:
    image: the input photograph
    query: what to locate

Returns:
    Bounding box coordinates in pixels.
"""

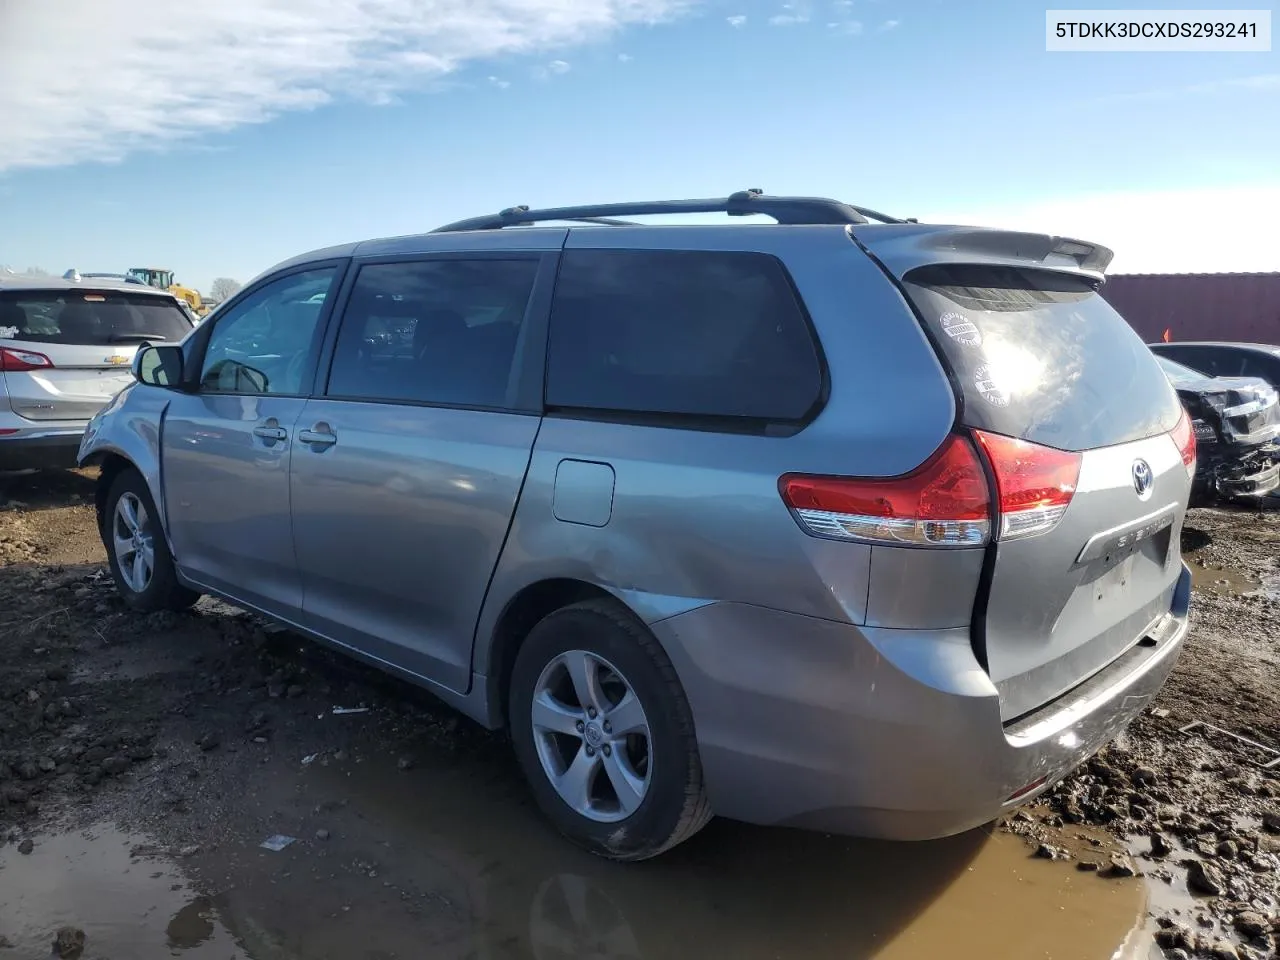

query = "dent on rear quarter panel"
[471,227,958,677]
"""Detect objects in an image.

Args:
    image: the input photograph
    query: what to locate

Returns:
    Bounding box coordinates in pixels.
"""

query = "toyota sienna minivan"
[79,192,1195,860]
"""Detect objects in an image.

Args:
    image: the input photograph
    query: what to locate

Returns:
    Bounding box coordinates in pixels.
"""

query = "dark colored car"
[1154,355,1280,501]
[1149,341,1280,392]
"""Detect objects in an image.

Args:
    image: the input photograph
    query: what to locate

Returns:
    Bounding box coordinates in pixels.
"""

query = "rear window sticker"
[974,364,1010,407]
[939,312,982,347]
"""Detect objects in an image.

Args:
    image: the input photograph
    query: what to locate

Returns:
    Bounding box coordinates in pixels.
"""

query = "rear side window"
[903,265,1181,451]
[546,250,824,425]
[327,259,539,409]
[0,290,192,345]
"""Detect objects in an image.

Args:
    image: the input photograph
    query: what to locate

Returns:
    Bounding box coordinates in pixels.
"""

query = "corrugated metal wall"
[1100,272,1280,344]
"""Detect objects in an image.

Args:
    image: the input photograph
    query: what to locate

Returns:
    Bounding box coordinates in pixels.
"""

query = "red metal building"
[1100,272,1280,345]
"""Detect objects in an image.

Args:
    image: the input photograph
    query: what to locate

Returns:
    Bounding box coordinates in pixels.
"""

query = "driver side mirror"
[133,344,185,388]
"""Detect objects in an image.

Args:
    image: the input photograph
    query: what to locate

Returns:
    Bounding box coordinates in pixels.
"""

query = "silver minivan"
[79,193,1196,860]
[0,276,193,470]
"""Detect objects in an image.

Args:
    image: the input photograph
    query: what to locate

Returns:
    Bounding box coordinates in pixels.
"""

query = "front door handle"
[298,423,337,448]
[252,419,288,442]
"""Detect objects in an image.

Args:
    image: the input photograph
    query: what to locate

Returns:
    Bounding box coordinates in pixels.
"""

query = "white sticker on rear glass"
[0,326,17,339]
[974,364,1010,407]
[939,312,981,347]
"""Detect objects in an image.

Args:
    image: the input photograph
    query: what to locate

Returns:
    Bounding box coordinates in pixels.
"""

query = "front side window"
[327,259,539,409]
[199,268,336,395]
[545,249,824,424]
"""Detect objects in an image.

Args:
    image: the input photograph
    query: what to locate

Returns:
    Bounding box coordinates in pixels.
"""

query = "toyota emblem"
[1132,459,1154,499]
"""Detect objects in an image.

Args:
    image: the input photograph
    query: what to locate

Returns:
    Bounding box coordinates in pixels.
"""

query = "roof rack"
[431,190,910,233]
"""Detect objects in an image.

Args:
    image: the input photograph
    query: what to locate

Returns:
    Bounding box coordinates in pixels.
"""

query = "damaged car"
[1155,354,1280,502]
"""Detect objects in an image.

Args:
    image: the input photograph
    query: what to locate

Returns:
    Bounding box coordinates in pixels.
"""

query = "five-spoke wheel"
[102,468,199,612]
[531,650,652,823]
[510,599,712,860]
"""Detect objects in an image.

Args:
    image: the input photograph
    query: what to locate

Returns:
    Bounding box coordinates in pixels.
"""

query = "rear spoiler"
[848,224,1114,283]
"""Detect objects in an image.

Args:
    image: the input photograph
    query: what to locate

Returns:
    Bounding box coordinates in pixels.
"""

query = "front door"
[162,266,340,618]
[290,254,554,692]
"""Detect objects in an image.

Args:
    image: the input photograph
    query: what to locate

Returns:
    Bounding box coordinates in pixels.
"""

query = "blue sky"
[1,0,1278,293]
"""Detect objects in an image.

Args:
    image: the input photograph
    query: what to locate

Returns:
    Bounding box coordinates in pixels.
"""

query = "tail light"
[1170,409,1197,479]
[779,434,992,547]
[0,347,54,372]
[973,431,1081,542]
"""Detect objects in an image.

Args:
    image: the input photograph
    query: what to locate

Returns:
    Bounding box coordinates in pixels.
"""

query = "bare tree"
[209,277,242,302]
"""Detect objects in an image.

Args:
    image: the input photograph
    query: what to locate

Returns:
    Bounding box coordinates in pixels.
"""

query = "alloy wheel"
[530,650,652,823]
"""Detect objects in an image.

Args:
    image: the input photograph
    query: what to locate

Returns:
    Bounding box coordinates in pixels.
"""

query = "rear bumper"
[652,564,1190,840]
[0,428,87,471]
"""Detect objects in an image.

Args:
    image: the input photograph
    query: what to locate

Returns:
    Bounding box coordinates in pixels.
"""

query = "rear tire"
[509,599,712,861]
[102,469,199,613]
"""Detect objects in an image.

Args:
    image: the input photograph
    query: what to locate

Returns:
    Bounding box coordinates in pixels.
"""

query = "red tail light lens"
[0,347,54,372]
[779,434,991,547]
[1170,409,1197,479]
[973,431,1081,541]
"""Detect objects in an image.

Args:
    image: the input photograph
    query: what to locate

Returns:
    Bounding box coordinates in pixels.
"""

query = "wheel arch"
[84,446,175,558]
[482,577,624,729]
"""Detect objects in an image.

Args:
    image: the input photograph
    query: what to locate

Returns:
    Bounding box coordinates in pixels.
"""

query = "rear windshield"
[1155,355,1206,386]
[0,290,192,346]
[902,265,1182,452]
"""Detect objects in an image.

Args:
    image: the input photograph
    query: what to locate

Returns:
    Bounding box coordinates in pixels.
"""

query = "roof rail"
[431,190,908,233]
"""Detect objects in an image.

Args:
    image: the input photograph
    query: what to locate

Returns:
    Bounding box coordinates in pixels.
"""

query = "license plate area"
[1089,523,1172,602]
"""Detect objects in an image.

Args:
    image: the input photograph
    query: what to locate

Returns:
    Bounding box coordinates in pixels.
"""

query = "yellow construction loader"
[126,267,208,317]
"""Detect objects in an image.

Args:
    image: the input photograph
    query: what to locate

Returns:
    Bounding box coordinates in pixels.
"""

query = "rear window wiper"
[108,333,167,343]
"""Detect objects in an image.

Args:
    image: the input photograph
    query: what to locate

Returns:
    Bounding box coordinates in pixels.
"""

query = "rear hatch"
[852,226,1191,721]
[0,288,192,421]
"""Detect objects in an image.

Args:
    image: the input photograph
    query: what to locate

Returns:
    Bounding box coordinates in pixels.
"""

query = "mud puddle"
[0,824,246,958]
[162,753,1149,960]
[1183,518,1280,601]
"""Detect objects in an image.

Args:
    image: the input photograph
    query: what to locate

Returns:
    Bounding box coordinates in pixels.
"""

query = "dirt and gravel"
[0,468,1277,960]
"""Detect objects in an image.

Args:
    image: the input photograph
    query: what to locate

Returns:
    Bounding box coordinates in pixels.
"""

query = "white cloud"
[531,59,571,80]
[1102,73,1280,104]
[878,18,900,31]
[768,2,811,26]
[726,14,747,27]
[618,52,633,61]
[924,185,1280,274]
[827,19,863,34]
[831,0,854,8]
[488,76,511,89]
[0,0,694,173]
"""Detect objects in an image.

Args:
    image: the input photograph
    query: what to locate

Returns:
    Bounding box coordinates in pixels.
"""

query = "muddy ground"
[0,469,1276,960]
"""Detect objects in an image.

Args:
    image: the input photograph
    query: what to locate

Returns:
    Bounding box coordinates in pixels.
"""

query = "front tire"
[509,599,712,861]
[102,469,199,612]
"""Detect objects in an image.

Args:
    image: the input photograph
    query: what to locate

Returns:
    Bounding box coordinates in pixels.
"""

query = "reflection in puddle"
[0,825,246,959]
[167,896,218,950]
[197,754,1147,960]
[0,762,1150,960]
[531,874,644,960]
